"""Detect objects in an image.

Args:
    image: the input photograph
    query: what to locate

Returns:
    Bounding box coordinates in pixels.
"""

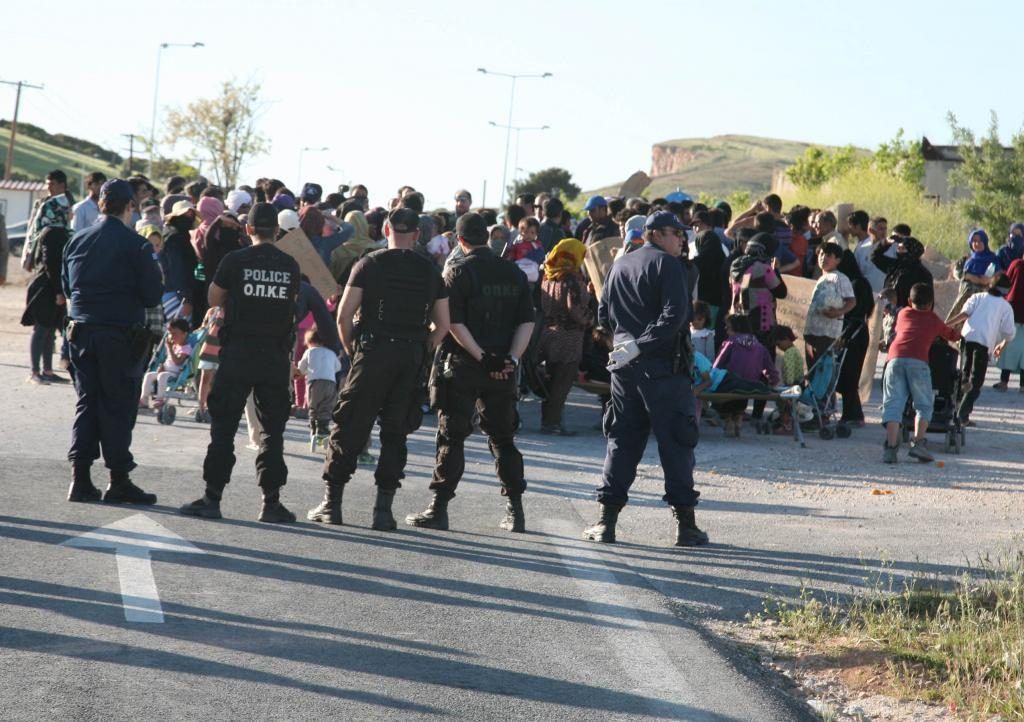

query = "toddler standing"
[297,327,342,450]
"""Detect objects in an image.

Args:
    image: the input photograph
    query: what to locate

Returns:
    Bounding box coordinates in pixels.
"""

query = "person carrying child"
[297,326,342,450]
[140,318,193,408]
[713,314,780,437]
[880,283,961,463]
[505,216,546,285]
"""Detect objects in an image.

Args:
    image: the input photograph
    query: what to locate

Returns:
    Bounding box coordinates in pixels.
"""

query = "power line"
[0,79,44,179]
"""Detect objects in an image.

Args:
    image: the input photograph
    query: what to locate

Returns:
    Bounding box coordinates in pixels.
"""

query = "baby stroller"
[901,339,965,453]
[145,328,207,426]
[797,327,863,440]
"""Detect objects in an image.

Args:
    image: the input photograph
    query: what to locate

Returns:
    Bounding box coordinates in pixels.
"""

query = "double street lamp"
[477,68,552,204]
[298,146,329,190]
[149,41,205,177]
[488,122,550,197]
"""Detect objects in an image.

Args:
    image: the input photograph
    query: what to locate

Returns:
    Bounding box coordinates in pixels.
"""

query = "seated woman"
[712,314,780,437]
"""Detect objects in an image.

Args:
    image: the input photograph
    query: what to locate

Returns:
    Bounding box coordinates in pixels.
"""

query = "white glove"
[607,339,640,371]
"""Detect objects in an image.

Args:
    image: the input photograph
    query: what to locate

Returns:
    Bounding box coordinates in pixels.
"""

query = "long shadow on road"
[0,573,738,720]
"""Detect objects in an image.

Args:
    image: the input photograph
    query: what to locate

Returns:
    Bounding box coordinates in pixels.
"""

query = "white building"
[0,179,48,224]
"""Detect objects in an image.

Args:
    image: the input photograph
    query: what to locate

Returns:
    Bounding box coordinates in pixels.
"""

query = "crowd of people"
[17,165,1024,540]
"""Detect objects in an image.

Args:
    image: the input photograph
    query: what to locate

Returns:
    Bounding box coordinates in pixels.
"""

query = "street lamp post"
[478,68,551,205]
[150,41,204,178]
[488,122,549,198]
[298,146,329,190]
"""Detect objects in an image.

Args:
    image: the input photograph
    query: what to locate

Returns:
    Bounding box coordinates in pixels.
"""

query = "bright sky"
[3,0,1022,209]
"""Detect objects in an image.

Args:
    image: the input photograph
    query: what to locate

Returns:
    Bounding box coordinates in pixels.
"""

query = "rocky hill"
[591,134,863,200]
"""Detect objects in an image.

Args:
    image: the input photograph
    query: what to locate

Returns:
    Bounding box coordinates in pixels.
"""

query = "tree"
[511,167,580,202]
[785,145,860,189]
[164,80,268,188]
[873,128,924,188]
[947,111,1024,237]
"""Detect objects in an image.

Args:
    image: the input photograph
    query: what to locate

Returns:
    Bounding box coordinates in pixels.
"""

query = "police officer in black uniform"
[308,207,450,530]
[406,212,536,533]
[582,210,709,547]
[62,179,163,504]
[179,203,301,523]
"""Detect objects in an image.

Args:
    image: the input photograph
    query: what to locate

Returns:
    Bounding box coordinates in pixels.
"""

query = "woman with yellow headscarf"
[539,238,593,435]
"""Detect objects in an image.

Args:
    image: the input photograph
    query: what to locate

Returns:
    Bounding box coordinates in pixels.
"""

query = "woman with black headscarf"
[835,249,875,425]
[694,229,727,327]
[871,235,933,308]
[21,226,70,384]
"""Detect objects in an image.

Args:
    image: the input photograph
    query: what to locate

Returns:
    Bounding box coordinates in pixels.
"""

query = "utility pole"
[1,79,45,180]
[121,133,139,175]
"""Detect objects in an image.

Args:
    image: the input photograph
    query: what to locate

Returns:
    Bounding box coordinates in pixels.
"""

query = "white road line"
[542,519,715,720]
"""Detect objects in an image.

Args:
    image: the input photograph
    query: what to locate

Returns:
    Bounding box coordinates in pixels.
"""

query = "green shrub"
[786,166,971,261]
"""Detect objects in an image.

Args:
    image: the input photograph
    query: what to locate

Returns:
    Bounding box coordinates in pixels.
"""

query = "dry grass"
[758,552,1024,720]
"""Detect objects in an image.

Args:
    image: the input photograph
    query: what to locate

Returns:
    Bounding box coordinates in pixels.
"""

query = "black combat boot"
[258,490,296,523]
[371,489,397,531]
[307,483,344,524]
[498,495,525,533]
[405,494,449,530]
[103,470,157,505]
[67,462,102,503]
[582,503,620,543]
[179,493,222,519]
[672,506,709,547]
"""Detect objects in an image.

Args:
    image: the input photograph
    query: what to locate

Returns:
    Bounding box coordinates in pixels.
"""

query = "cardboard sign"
[275,228,340,300]
[583,236,623,299]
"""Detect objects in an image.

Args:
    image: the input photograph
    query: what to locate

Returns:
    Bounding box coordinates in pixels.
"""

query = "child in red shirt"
[881,282,960,463]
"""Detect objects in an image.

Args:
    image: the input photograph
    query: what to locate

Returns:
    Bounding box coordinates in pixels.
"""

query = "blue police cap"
[644,210,687,232]
[100,179,134,204]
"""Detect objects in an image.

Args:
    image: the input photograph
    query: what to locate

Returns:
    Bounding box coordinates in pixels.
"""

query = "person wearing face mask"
[871,235,933,308]
[160,200,200,322]
[997,223,1024,271]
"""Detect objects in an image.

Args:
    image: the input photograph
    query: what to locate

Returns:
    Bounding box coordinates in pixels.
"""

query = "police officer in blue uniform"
[62,179,163,504]
[179,203,301,523]
[582,210,709,547]
[308,208,450,531]
[406,212,536,533]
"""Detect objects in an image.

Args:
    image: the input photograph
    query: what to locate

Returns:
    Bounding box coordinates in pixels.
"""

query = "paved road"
[0,345,811,721]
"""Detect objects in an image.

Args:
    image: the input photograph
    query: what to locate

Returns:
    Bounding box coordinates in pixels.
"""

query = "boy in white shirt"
[946,272,1016,425]
[297,327,342,449]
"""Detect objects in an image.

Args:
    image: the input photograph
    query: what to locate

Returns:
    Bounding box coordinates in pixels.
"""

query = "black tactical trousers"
[323,340,424,491]
[203,340,291,495]
[431,353,525,500]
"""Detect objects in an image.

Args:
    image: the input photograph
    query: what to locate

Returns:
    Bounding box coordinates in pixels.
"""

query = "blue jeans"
[881,357,933,425]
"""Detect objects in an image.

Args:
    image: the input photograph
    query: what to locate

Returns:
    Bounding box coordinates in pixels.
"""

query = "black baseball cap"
[388,207,420,234]
[247,202,279,229]
[301,182,323,203]
[455,211,488,245]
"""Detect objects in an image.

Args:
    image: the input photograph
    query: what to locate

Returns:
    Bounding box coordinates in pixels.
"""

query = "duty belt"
[359,332,423,344]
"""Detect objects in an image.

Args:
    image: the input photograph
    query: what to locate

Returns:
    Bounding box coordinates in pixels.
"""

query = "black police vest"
[358,249,437,342]
[226,246,298,341]
[460,258,523,353]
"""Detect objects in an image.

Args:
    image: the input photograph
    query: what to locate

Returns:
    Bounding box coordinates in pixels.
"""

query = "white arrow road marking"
[61,514,204,623]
